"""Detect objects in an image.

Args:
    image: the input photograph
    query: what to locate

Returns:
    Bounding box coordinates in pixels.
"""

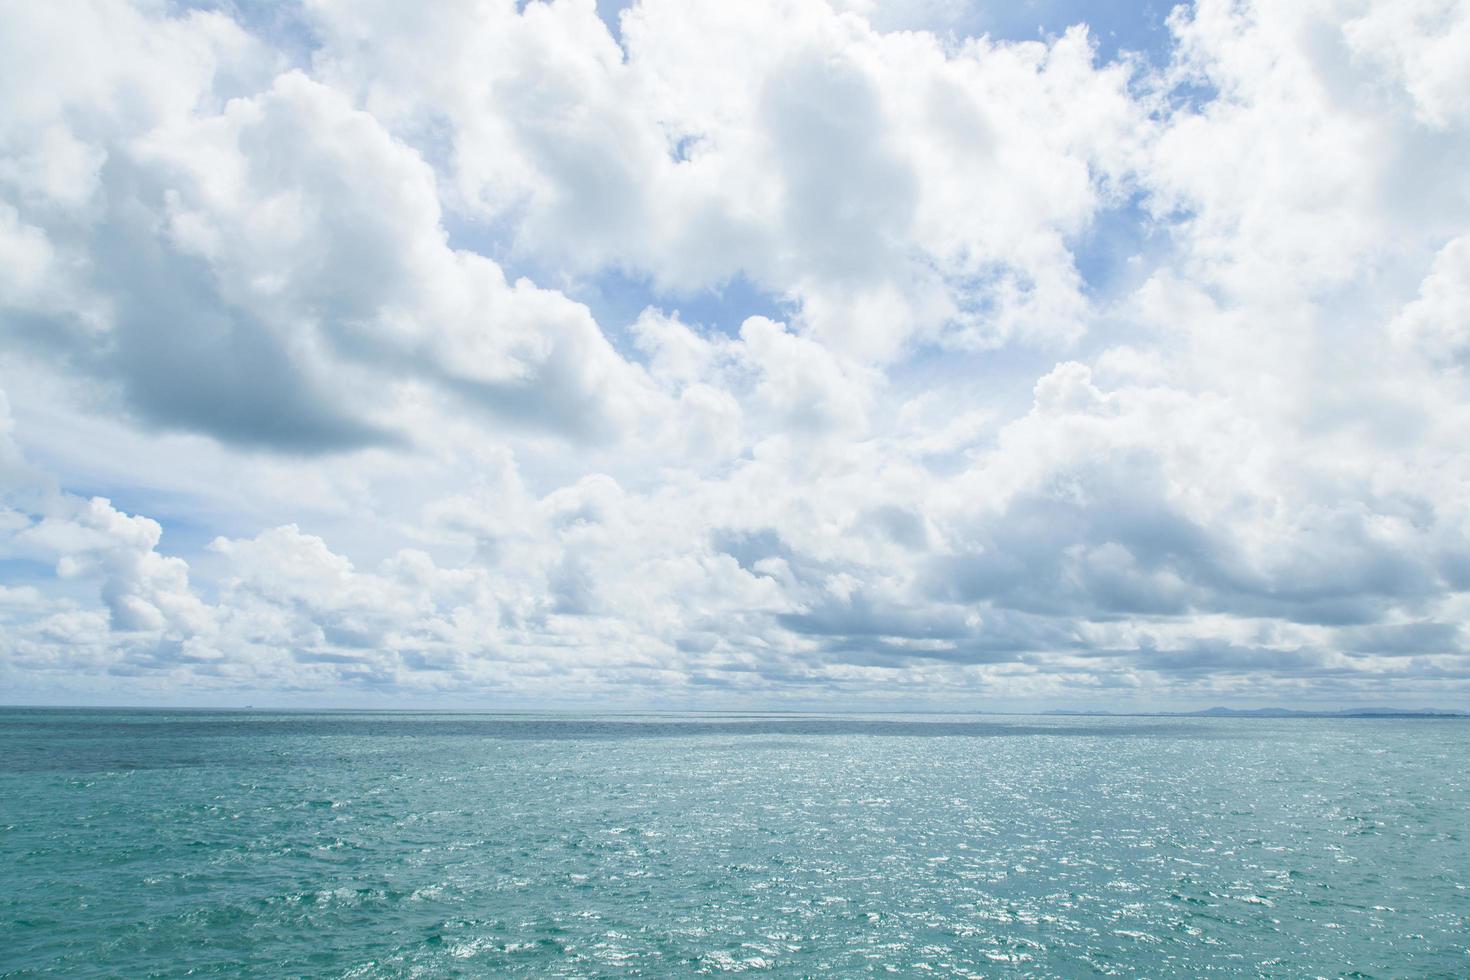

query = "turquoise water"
[2,711,1467,977]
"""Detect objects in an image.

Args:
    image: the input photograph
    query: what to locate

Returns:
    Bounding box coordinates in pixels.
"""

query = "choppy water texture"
[2,711,1468,977]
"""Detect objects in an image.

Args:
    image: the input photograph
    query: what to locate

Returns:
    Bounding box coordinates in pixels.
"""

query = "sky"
[1,0,1469,710]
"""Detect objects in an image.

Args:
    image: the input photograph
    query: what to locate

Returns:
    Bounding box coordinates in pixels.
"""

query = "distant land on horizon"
[1041,706,1470,719]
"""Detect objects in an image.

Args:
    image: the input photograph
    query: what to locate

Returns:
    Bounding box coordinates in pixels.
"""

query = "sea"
[1,709,1467,977]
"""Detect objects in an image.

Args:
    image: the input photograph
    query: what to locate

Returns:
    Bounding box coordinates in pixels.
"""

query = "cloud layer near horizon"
[2,0,1469,708]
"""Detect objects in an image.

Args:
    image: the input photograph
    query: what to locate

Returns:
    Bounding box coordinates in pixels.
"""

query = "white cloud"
[1342,0,1470,129]
[1392,233,1470,366]
[1,0,1469,708]
[306,0,1145,359]
[0,8,658,451]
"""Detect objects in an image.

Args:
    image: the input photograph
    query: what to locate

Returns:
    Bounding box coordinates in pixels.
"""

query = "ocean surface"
[2,710,1467,977]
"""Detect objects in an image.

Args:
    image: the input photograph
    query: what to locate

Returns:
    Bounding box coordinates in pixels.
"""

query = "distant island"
[1043,706,1469,718]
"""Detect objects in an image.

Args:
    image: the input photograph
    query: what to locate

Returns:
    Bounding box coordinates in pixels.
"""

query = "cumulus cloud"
[307,0,1144,358]
[0,4,654,450]
[1,0,1469,708]
[1392,234,1470,366]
